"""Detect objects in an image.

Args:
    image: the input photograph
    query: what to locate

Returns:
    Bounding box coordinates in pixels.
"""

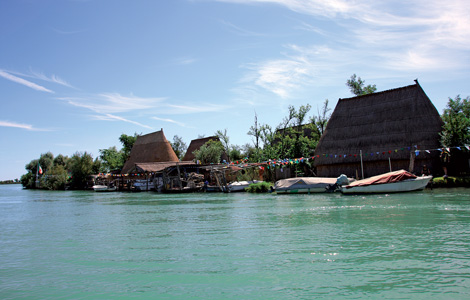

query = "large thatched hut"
[182,136,229,162]
[121,129,179,174]
[313,80,444,178]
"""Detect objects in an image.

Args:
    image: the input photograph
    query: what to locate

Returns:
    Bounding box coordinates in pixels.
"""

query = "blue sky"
[1,0,469,180]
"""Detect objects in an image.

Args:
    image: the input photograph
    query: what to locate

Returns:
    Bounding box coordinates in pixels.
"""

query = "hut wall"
[316,156,440,178]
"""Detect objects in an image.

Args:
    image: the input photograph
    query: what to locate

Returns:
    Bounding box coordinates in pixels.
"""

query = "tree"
[440,95,470,147]
[119,133,139,161]
[99,146,124,172]
[193,140,224,164]
[311,99,331,136]
[215,129,230,156]
[41,165,68,190]
[170,135,187,160]
[69,152,94,189]
[346,74,377,96]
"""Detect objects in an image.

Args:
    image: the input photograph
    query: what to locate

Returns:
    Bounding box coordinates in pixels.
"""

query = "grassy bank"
[431,176,470,188]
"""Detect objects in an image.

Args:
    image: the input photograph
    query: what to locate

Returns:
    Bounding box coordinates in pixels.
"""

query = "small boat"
[341,170,432,194]
[132,179,155,191]
[275,177,339,194]
[92,185,117,192]
[227,180,262,192]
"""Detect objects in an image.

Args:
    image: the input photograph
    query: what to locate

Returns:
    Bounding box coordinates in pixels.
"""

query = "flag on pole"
[38,164,43,175]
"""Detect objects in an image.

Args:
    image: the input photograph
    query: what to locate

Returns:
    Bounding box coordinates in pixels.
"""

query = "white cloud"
[224,0,470,99]
[152,116,186,127]
[90,114,153,129]
[59,93,166,114]
[0,120,49,131]
[0,70,54,93]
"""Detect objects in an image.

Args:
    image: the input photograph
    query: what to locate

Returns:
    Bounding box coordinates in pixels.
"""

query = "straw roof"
[182,136,229,162]
[313,80,443,177]
[129,161,197,173]
[121,129,179,174]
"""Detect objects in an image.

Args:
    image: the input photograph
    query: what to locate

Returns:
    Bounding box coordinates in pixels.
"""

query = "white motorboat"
[227,180,262,192]
[92,185,117,192]
[275,177,339,194]
[341,170,432,194]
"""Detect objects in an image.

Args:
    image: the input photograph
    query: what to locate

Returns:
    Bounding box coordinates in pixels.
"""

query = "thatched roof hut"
[121,129,179,174]
[182,136,229,162]
[313,80,443,178]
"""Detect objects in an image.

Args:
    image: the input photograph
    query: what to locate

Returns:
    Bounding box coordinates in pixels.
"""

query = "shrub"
[245,181,272,193]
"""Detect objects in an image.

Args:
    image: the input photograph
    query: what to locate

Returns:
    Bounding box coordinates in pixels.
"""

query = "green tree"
[119,133,139,161]
[53,154,69,167]
[170,135,187,160]
[346,74,377,96]
[99,146,124,172]
[69,152,94,189]
[311,99,331,136]
[41,165,69,190]
[440,95,470,147]
[215,129,230,156]
[39,152,54,174]
[193,140,224,164]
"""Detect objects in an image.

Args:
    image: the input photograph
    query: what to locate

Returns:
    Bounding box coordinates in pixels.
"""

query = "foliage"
[245,181,272,193]
[53,154,69,167]
[346,74,377,96]
[69,152,94,190]
[440,95,470,147]
[41,165,69,190]
[119,133,139,160]
[193,140,224,164]
[170,135,187,160]
[310,99,331,136]
[20,172,35,189]
[99,146,124,172]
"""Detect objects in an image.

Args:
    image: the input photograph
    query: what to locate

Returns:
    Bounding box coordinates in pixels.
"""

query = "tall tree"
[69,152,94,190]
[119,133,139,161]
[99,146,124,172]
[440,95,470,147]
[311,99,331,136]
[193,140,224,164]
[170,135,187,160]
[346,74,377,96]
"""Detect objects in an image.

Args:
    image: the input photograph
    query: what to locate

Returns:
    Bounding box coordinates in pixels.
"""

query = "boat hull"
[341,176,432,194]
[92,185,117,192]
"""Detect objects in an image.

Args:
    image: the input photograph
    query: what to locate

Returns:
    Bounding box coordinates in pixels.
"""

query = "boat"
[340,169,432,194]
[275,177,339,194]
[92,184,117,192]
[132,179,155,191]
[227,180,262,192]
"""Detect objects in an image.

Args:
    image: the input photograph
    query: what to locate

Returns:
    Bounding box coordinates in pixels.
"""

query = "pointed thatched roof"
[313,80,443,177]
[182,136,229,162]
[121,129,179,174]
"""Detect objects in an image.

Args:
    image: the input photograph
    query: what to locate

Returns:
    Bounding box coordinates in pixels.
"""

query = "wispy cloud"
[174,57,198,65]
[90,114,153,129]
[59,93,166,114]
[152,116,187,127]
[27,69,75,89]
[0,120,50,131]
[220,19,266,37]
[0,70,54,93]
[223,0,470,99]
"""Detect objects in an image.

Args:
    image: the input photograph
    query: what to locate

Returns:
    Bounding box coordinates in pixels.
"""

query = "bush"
[245,182,272,193]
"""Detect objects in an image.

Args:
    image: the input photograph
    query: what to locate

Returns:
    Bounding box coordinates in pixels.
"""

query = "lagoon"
[1,184,470,299]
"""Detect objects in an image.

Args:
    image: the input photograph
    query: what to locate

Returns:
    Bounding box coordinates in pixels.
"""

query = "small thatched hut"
[313,80,444,178]
[121,129,179,174]
[182,136,229,162]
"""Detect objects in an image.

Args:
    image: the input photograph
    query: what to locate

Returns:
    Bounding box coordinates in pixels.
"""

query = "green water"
[1,184,469,299]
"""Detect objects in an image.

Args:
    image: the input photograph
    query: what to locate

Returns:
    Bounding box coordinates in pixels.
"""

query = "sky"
[1,0,469,181]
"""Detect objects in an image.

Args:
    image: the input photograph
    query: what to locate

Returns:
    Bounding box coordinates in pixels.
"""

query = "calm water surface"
[1,184,470,299]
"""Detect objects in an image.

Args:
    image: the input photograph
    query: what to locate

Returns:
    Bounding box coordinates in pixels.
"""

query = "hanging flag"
[457,147,461,150]
[38,164,43,175]
[466,146,470,151]
[425,150,431,154]
[415,150,420,156]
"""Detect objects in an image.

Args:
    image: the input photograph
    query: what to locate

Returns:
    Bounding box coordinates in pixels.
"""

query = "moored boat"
[227,180,262,192]
[275,177,339,194]
[92,184,117,192]
[341,170,432,194]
